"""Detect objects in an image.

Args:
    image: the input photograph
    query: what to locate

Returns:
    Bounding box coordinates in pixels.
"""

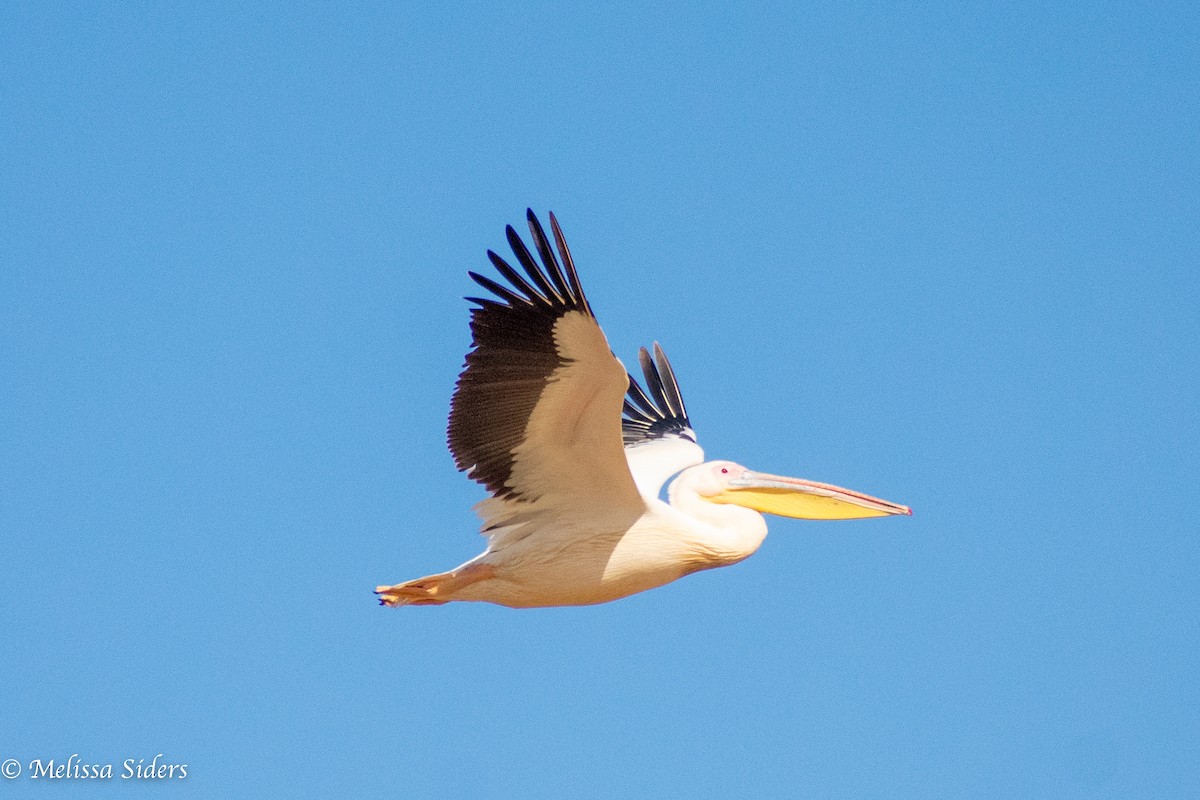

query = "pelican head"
[686,460,912,520]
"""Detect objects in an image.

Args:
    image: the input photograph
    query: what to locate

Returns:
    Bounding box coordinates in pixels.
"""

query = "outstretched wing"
[621,343,705,498]
[622,343,697,446]
[448,210,644,522]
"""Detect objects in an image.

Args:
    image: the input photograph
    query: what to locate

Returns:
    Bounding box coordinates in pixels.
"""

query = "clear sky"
[2,2,1197,798]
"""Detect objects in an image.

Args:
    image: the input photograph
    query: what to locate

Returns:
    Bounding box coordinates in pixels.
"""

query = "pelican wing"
[622,343,697,447]
[621,342,705,498]
[448,210,643,520]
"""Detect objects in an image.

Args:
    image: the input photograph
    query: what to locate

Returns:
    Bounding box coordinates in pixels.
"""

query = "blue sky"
[2,2,1197,797]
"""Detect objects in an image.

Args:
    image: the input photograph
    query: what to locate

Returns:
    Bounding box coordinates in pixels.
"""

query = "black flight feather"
[621,343,695,446]
[549,212,591,317]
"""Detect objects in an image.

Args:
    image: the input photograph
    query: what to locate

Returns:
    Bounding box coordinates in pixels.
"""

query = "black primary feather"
[622,343,695,446]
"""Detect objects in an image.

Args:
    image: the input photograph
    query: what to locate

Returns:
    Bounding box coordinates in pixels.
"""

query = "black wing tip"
[467,209,589,316]
[527,208,560,237]
[503,224,527,254]
[622,341,695,447]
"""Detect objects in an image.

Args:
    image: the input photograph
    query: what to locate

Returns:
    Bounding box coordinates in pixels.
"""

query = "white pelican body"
[444,459,768,608]
[376,211,909,608]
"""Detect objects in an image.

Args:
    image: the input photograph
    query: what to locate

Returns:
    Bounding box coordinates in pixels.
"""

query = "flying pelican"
[375,210,910,608]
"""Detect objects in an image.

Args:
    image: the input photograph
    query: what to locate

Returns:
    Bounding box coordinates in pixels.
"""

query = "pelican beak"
[711,471,912,520]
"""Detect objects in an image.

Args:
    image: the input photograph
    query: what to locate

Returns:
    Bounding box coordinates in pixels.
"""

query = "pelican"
[376,210,910,608]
